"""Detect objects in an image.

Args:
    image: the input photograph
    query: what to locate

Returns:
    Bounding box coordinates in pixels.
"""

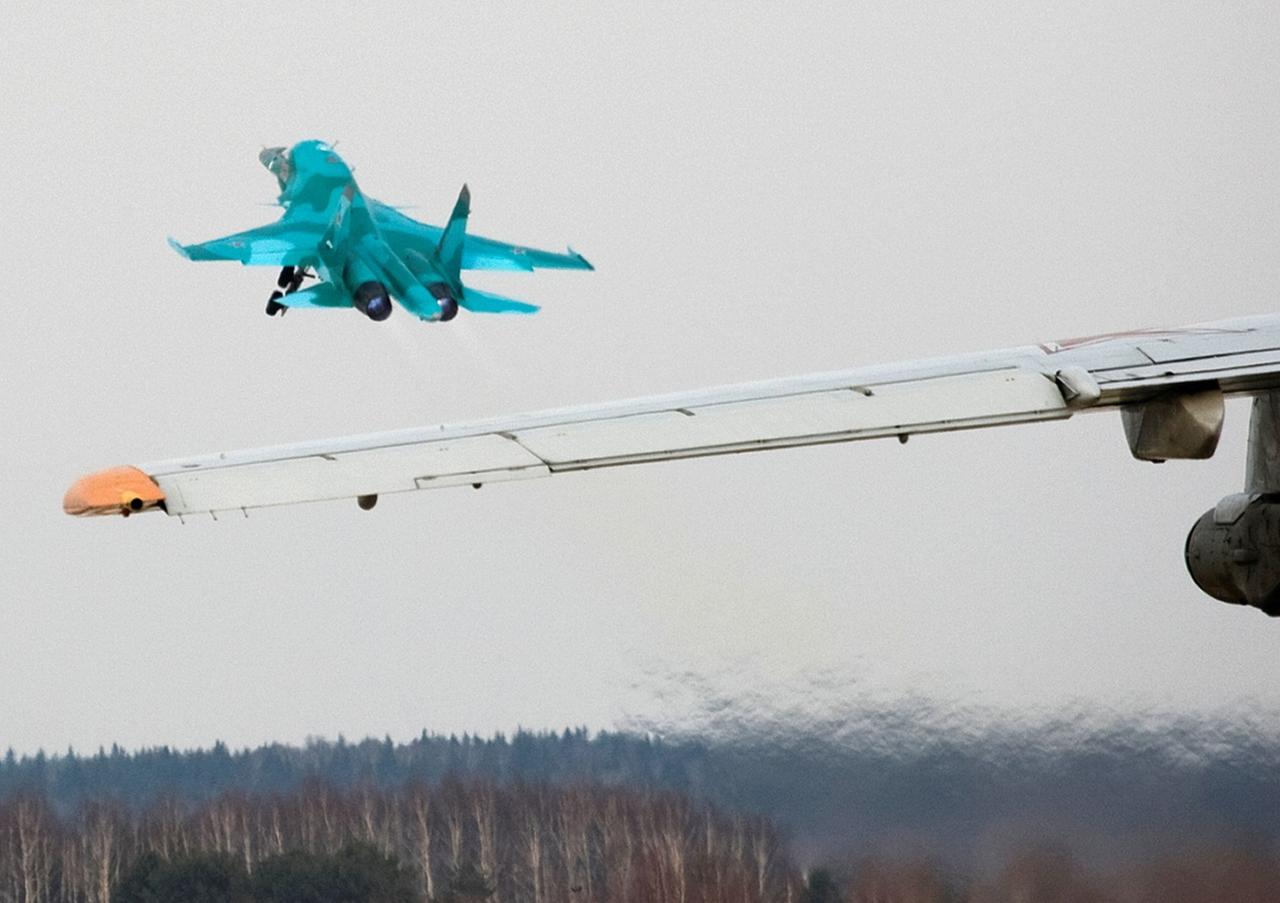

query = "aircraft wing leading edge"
[167,221,322,267]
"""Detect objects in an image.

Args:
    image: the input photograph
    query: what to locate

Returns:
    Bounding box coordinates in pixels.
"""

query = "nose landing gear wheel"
[266,291,285,317]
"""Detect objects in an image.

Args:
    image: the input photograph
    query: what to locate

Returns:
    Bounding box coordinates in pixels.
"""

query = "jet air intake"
[1183,391,1280,616]
[1185,495,1280,616]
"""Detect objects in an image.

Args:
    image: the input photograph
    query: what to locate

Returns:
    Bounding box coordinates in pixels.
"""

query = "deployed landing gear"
[278,265,309,294]
[266,266,313,316]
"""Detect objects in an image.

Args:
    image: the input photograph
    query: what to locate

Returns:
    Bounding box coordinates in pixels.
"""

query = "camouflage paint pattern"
[169,140,592,321]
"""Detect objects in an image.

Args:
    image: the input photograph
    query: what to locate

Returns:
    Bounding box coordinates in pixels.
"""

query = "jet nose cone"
[63,466,165,517]
[259,146,287,169]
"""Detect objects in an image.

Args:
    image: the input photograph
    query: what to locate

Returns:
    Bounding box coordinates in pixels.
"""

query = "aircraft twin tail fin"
[434,184,540,315]
[437,184,471,286]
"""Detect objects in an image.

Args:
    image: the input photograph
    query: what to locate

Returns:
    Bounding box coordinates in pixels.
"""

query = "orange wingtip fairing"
[63,466,166,517]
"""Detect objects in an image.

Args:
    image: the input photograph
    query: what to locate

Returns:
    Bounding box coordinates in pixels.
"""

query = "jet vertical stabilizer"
[437,185,471,286]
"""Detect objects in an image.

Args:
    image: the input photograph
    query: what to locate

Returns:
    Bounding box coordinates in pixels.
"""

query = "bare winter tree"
[552,785,596,902]
[138,796,189,863]
[516,784,549,903]
[440,780,468,878]
[0,796,57,903]
[403,782,436,902]
[296,779,344,855]
[74,801,128,903]
[351,784,397,856]
[470,781,500,903]
[597,791,638,901]
[0,779,806,903]
[254,795,287,860]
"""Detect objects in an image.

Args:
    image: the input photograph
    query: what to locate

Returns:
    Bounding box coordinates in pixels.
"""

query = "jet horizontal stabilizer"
[459,288,540,315]
[276,284,350,310]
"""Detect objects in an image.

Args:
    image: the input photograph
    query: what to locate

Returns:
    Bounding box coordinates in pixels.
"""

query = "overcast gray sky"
[2,2,1280,756]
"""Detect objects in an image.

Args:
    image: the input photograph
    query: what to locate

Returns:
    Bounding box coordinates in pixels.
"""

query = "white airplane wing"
[63,315,1280,519]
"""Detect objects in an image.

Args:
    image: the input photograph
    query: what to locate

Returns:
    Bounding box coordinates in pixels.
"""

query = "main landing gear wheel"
[439,296,459,321]
[268,266,312,315]
[281,266,310,295]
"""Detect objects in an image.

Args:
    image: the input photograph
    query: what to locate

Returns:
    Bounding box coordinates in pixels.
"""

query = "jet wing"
[370,202,593,272]
[70,365,1071,517]
[168,220,322,266]
[64,314,1280,518]
[458,235,593,272]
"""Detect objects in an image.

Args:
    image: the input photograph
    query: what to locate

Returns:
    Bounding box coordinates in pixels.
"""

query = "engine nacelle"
[344,255,393,321]
[1185,494,1280,615]
[351,280,392,321]
[426,282,459,321]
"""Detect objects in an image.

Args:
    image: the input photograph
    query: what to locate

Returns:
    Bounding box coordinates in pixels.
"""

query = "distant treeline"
[0,778,796,903]
[5,781,1280,903]
[0,730,700,813]
[4,722,1280,867]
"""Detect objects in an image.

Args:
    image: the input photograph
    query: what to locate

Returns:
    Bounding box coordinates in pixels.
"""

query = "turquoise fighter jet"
[169,140,593,322]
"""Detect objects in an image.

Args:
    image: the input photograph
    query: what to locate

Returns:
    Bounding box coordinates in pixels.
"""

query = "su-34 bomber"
[169,140,592,322]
